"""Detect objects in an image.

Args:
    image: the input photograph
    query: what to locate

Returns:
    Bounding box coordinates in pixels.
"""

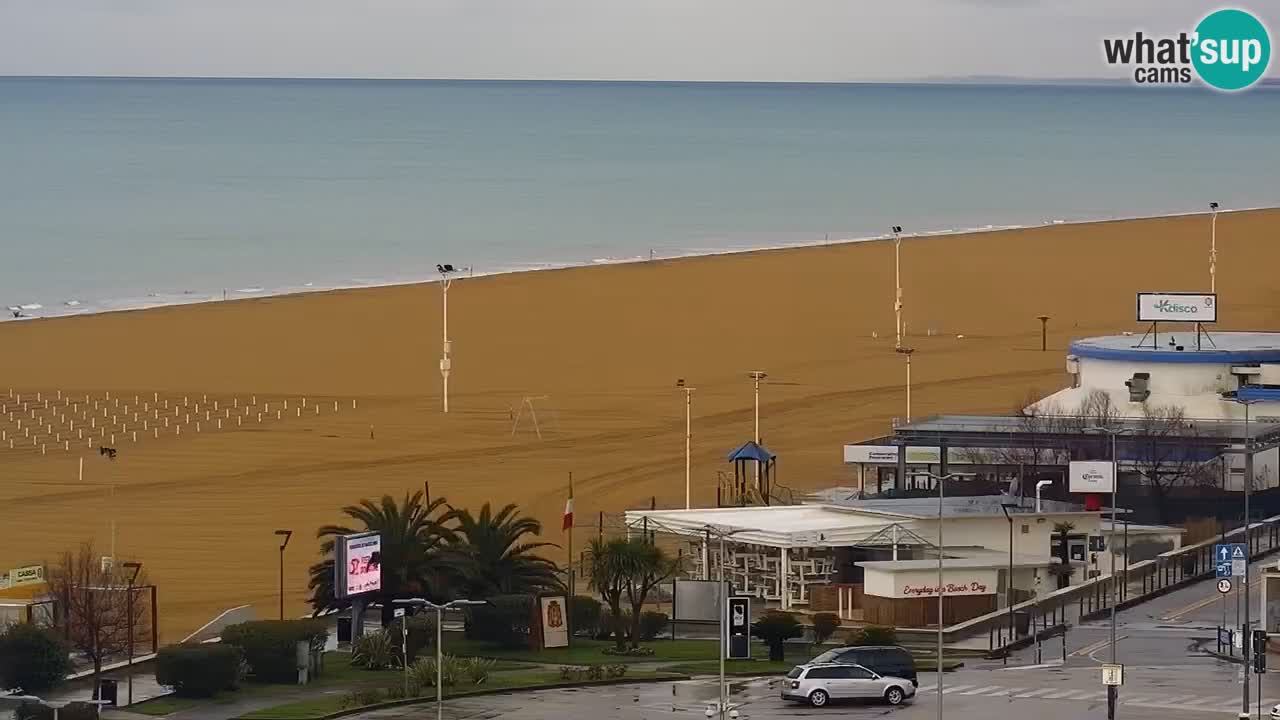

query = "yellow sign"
[10,565,45,586]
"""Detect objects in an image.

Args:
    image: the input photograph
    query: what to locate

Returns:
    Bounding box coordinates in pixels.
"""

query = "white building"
[1036,332,1280,489]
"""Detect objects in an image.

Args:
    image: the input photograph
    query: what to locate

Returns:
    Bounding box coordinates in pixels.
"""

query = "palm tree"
[586,537,682,650]
[308,491,455,624]
[439,503,562,598]
[587,537,632,651]
[1051,522,1076,590]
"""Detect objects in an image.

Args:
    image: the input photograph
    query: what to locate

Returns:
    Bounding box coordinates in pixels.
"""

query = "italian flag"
[562,491,574,531]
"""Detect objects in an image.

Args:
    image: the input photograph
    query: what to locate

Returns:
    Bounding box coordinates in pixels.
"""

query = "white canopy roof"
[624,504,920,549]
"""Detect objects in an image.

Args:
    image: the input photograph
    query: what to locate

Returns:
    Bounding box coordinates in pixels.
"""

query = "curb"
[235,673,691,720]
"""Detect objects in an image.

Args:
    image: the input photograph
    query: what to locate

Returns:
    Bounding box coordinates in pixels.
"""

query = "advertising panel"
[540,596,569,648]
[335,533,382,599]
[1136,293,1216,323]
[1069,460,1115,493]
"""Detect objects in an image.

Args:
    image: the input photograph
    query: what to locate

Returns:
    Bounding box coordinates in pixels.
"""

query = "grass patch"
[441,635,811,666]
[129,696,214,716]
[662,660,795,676]
[238,669,680,720]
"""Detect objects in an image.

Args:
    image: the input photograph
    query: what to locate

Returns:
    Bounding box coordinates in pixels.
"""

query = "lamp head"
[676,378,685,388]
[1210,201,1219,210]
[891,225,902,234]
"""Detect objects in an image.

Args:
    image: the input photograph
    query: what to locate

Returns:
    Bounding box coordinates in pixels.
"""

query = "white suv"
[780,662,916,707]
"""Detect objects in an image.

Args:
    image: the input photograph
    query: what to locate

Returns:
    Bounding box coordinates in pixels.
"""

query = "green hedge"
[155,643,243,697]
[638,611,668,641]
[466,595,532,648]
[0,623,72,694]
[386,613,435,665]
[221,620,328,683]
[569,596,602,637]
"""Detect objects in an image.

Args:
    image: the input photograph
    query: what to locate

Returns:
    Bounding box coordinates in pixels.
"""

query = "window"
[786,667,803,679]
[1021,524,1030,534]
[846,666,875,680]
[806,667,840,679]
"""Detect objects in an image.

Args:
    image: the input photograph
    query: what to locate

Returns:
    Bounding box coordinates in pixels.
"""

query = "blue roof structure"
[1070,332,1280,365]
[727,441,775,463]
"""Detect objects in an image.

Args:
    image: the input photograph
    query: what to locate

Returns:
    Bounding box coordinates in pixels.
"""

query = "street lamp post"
[918,470,974,720]
[1230,397,1260,720]
[274,530,292,620]
[122,561,143,706]
[436,264,460,413]
[999,503,1018,665]
[891,225,904,350]
[701,525,747,720]
[895,347,914,423]
[1209,201,1219,294]
[395,598,486,720]
[1037,315,1050,352]
[1088,424,1131,720]
[677,380,695,509]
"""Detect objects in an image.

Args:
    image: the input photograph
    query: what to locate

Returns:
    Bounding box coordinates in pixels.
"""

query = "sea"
[2,78,1278,320]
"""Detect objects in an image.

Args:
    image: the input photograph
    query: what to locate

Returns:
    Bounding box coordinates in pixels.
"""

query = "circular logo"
[1192,9,1271,91]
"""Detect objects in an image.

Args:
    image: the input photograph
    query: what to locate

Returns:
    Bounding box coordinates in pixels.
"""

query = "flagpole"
[567,471,574,648]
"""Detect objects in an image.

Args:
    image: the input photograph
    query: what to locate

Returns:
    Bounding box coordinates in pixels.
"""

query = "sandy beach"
[2,209,1279,640]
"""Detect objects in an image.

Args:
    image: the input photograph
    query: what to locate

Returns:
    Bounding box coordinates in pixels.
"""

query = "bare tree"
[1129,404,1214,523]
[50,542,149,690]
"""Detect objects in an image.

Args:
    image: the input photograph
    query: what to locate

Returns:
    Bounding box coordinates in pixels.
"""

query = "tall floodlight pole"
[896,347,914,423]
[1089,424,1131,720]
[749,371,767,488]
[677,380,695,509]
[437,264,458,413]
[892,225,904,349]
[1209,202,1219,294]
[122,561,143,706]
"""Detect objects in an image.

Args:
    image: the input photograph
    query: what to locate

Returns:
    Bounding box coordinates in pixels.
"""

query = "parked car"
[808,645,918,686]
[781,662,916,707]
[1269,702,1279,719]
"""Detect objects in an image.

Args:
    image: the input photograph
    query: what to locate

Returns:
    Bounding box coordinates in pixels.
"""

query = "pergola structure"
[624,505,934,610]
[885,414,1280,492]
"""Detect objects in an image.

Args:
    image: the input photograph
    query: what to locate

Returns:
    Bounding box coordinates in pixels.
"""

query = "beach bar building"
[844,332,1280,497]
[624,500,1121,626]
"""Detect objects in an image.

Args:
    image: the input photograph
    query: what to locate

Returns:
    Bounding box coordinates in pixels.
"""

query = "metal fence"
[934,514,1280,655]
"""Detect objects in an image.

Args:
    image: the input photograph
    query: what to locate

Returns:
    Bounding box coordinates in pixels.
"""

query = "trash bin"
[1014,611,1031,637]
[337,616,352,643]
[96,678,119,707]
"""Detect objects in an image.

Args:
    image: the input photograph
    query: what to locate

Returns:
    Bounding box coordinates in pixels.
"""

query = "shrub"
[221,620,328,683]
[638,611,668,641]
[466,595,532,648]
[0,623,72,694]
[155,644,242,697]
[605,664,627,679]
[352,630,399,670]
[597,610,633,640]
[569,596,602,637]
[558,665,578,680]
[848,625,898,647]
[601,646,654,656]
[811,613,841,647]
[460,656,495,685]
[338,691,364,709]
[408,654,461,691]
[585,664,605,680]
[386,614,435,665]
[355,688,382,707]
[384,684,407,700]
[751,611,802,661]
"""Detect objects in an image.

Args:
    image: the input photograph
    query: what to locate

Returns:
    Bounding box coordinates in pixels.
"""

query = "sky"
[0,0,1276,82]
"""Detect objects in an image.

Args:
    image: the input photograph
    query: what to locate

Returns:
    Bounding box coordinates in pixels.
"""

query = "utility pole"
[437,264,459,413]
[896,347,914,423]
[749,371,766,489]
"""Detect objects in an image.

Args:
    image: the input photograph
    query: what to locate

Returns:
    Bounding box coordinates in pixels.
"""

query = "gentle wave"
[0,207,1270,324]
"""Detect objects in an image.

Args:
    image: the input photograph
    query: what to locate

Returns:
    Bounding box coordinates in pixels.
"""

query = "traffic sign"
[1216,543,1247,577]
[1220,627,1234,647]
[393,608,405,618]
[1218,578,1233,594]
[1101,664,1124,686]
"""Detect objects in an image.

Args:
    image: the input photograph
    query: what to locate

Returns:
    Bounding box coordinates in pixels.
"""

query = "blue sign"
[1220,627,1234,647]
[1215,543,1247,579]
